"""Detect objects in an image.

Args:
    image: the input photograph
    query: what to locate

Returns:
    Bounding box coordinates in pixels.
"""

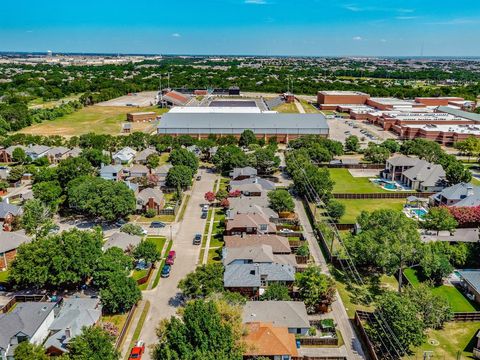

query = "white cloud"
[395,16,418,20]
[380,39,387,43]
[171,33,181,37]
[245,0,267,4]
[343,4,414,13]
[352,36,362,41]
[427,18,480,25]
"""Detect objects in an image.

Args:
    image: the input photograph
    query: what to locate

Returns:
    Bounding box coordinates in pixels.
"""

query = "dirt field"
[97,91,159,107]
[19,106,167,137]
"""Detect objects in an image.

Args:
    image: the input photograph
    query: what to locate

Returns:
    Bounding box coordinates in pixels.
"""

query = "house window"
[259,224,267,232]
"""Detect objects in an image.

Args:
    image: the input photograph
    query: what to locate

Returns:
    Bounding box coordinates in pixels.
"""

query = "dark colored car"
[128,341,145,360]
[166,250,176,265]
[150,221,166,228]
[161,264,171,278]
[193,233,202,245]
[196,175,202,181]
[201,211,208,219]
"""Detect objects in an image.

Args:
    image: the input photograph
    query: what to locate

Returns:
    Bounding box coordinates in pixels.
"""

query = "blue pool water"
[384,183,396,190]
[412,209,427,218]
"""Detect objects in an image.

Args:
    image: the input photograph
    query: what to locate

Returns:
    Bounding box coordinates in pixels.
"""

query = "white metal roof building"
[157,113,329,142]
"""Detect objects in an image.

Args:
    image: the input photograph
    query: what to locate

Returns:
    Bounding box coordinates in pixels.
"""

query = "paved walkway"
[119,300,146,359]
[294,198,366,360]
[294,99,306,113]
[202,176,220,264]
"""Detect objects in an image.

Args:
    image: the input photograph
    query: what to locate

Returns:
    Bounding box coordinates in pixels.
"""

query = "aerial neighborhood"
[0,53,480,360]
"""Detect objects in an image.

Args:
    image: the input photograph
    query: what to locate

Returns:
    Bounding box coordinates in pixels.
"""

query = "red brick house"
[225,213,277,236]
[0,230,31,270]
[136,188,165,215]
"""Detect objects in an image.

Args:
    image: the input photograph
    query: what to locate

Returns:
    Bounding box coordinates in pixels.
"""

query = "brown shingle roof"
[224,235,291,254]
[243,322,298,357]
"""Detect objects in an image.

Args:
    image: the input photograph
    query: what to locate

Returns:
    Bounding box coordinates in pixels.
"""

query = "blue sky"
[1,0,480,56]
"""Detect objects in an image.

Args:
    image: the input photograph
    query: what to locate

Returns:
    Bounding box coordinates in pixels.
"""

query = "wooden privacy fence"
[333,192,435,199]
[0,294,47,313]
[136,266,154,285]
[297,337,339,346]
[319,163,385,170]
[296,255,309,264]
[354,311,379,360]
[114,302,138,349]
[292,356,346,360]
[453,312,480,321]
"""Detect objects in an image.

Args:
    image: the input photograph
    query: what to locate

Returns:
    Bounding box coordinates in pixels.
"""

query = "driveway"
[136,169,216,359]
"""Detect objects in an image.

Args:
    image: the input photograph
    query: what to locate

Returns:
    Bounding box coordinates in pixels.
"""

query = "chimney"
[65,327,71,339]
[467,185,474,197]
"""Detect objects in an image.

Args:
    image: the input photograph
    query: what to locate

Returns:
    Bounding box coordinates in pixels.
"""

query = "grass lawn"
[124,301,150,360]
[134,214,175,223]
[101,313,128,335]
[131,269,148,281]
[273,102,299,113]
[219,178,230,192]
[404,268,479,312]
[407,321,479,359]
[146,236,167,253]
[299,100,320,113]
[19,105,167,136]
[329,169,388,194]
[207,248,222,264]
[152,239,173,288]
[214,209,226,222]
[177,195,190,222]
[336,199,405,224]
[159,152,169,166]
[0,270,10,284]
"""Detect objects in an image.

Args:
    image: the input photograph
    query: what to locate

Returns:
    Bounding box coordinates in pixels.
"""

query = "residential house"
[0,230,31,270]
[45,147,70,164]
[230,177,275,196]
[224,262,295,297]
[225,213,277,236]
[230,167,258,180]
[103,232,142,252]
[224,235,291,255]
[134,148,157,164]
[242,301,310,335]
[0,167,9,181]
[0,146,27,163]
[243,322,298,360]
[44,298,102,356]
[227,196,278,221]
[64,147,82,159]
[112,147,137,165]
[381,155,422,181]
[222,244,296,268]
[125,164,149,179]
[457,270,480,305]
[186,145,201,157]
[430,183,480,207]
[100,165,123,181]
[153,164,173,186]
[0,302,56,360]
[136,188,165,214]
[400,160,446,192]
[25,145,51,161]
[208,146,218,159]
[0,202,23,231]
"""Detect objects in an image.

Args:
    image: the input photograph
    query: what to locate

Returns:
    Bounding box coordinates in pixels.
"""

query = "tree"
[153,299,242,360]
[57,157,94,188]
[249,147,280,174]
[308,143,333,163]
[21,199,53,237]
[10,229,103,289]
[419,242,465,285]
[7,165,27,183]
[178,263,224,299]
[133,239,161,264]
[68,176,136,221]
[68,326,119,360]
[368,291,425,357]
[345,209,422,292]
[100,272,141,314]
[120,223,145,236]
[326,200,346,221]
[12,147,27,163]
[423,207,458,235]
[381,139,400,153]
[239,129,257,147]
[165,165,193,189]
[345,135,360,152]
[296,243,310,257]
[363,143,390,164]
[220,198,230,209]
[295,265,336,313]
[215,189,229,201]
[267,189,295,213]
[212,145,248,173]
[80,148,111,167]
[260,282,291,301]
[169,148,199,172]
[14,342,49,360]
[32,180,64,212]
[444,160,472,185]
[93,247,132,288]
[204,191,216,203]
[455,136,480,161]
[146,153,160,170]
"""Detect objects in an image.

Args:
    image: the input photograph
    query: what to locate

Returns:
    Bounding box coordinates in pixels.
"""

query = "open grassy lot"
[273,102,299,113]
[404,268,479,312]
[299,100,320,113]
[19,105,167,136]
[329,169,387,194]
[336,199,405,224]
[28,94,82,109]
[406,321,479,359]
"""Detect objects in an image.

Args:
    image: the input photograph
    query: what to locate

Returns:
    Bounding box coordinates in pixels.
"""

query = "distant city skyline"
[1,0,480,57]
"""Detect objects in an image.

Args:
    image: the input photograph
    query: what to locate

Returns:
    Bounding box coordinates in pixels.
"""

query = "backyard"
[336,198,406,224]
[404,268,479,312]
[406,321,479,359]
[329,169,388,194]
[19,105,167,136]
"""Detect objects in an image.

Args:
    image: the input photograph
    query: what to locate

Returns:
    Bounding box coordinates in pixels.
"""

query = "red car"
[129,341,145,360]
[166,250,176,265]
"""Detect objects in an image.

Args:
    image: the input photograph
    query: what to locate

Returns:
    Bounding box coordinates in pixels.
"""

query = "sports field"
[19,106,167,137]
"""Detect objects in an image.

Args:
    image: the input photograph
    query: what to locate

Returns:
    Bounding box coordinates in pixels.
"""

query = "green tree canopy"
[423,207,458,235]
[239,129,257,147]
[57,157,95,188]
[259,282,291,301]
[67,326,119,360]
[133,239,161,264]
[295,265,336,313]
[178,263,225,299]
[99,272,141,314]
[165,165,193,189]
[212,145,248,173]
[93,247,133,288]
[21,199,54,237]
[80,148,111,168]
[267,189,295,213]
[345,135,360,153]
[32,180,64,212]
[169,148,199,172]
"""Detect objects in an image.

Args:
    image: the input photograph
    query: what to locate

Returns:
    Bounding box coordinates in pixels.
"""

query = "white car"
[280,228,294,233]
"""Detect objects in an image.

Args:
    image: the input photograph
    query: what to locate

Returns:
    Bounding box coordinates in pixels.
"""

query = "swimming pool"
[412,208,427,218]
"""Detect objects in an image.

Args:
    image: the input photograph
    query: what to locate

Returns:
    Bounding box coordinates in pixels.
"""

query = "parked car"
[202,204,209,212]
[161,264,171,278]
[193,233,202,245]
[128,341,145,360]
[279,228,294,234]
[166,250,176,265]
[150,221,166,228]
[115,219,127,227]
[201,211,208,219]
[196,175,202,181]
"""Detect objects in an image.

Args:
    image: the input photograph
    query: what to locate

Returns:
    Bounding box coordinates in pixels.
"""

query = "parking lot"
[327,118,398,147]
